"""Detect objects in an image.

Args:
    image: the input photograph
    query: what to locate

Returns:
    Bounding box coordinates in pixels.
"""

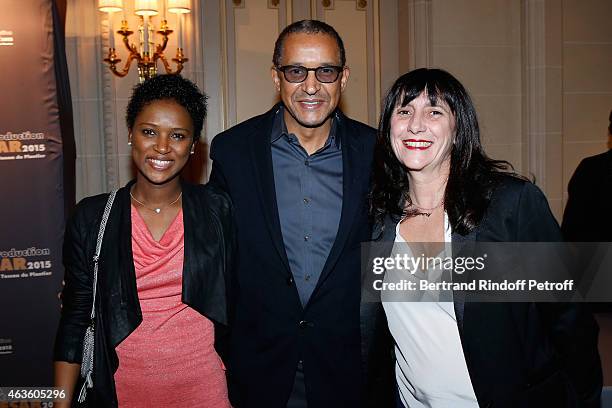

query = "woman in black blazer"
[53,75,234,407]
[368,68,602,407]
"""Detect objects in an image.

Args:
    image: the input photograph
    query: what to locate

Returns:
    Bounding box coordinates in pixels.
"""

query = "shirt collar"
[271,105,341,150]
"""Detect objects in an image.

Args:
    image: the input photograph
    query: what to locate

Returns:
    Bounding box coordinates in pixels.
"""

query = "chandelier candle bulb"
[134,0,159,15]
[98,0,123,12]
[167,0,190,13]
[108,13,115,49]
[143,17,149,54]
[177,13,183,50]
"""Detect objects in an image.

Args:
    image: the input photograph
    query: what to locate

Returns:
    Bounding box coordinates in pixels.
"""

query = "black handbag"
[77,189,117,404]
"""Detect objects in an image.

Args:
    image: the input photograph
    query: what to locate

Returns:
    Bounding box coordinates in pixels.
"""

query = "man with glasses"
[210,20,383,408]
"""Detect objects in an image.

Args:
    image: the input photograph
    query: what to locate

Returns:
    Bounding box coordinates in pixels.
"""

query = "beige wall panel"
[561,0,612,213]
[540,0,563,202]
[432,0,520,46]
[482,143,522,171]
[432,46,521,96]
[545,67,563,132]
[115,98,130,150]
[107,96,135,190]
[545,0,563,66]
[291,0,311,21]
[396,0,412,73]
[117,152,132,186]
[116,86,132,183]
[545,132,564,198]
[116,153,136,187]
[563,141,610,191]
[115,79,138,100]
[563,44,612,93]
[234,1,281,122]
[116,141,136,187]
[548,198,563,223]
[475,95,522,146]
[379,0,400,98]
[431,0,522,172]
[322,1,369,125]
[199,0,226,151]
[563,0,612,42]
[563,94,612,142]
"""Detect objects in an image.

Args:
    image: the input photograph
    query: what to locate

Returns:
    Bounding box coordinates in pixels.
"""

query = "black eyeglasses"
[275,65,344,83]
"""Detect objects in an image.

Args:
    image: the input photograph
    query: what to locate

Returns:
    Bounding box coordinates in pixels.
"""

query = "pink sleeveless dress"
[114,206,230,407]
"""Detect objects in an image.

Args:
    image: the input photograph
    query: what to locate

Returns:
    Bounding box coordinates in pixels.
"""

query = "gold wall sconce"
[98,0,190,82]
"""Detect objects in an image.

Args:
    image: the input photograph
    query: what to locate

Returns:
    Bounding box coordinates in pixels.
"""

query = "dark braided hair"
[126,74,208,140]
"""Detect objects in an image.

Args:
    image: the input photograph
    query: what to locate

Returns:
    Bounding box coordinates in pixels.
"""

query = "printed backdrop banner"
[0,0,72,385]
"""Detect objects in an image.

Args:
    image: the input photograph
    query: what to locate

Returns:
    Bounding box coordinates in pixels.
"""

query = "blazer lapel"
[248,106,292,274]
[313,114,364,290]
[451,230,478,336]
[102,182,142,348]
[181,183,228,325]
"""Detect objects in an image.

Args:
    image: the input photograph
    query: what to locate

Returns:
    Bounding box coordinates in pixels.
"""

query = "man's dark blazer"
[562,149,612,312]
[562,149,612,242]
[209,104,376,407]
[364,175,602,408]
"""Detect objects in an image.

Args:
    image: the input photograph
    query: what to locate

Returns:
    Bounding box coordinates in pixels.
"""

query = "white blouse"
[382,213,479,408]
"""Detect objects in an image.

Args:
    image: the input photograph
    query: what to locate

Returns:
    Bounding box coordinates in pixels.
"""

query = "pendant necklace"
[410,198,444,217]
[130,190,182,214]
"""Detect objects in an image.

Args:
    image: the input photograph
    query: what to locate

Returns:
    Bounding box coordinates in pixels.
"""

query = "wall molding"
[315,0,377,125]
[291,0,311,21]
[521,0,548,186]
[277,0,287,30]
[403,0,432,70]
[100,12,121,191]
[224,0,238,126]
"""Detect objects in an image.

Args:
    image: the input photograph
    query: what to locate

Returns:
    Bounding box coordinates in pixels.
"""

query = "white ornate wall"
[66,0,612,225]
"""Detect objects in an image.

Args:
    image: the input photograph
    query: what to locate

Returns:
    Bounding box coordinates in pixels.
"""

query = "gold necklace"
[129,190,182,214]
[409,197,444,217]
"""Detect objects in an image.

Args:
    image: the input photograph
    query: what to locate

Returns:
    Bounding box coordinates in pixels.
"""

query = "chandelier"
[98,0,190,82]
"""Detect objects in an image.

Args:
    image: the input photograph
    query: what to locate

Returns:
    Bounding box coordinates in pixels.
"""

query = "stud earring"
[128,141,132,146]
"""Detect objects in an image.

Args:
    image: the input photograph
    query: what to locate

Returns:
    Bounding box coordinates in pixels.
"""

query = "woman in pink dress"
[54,74,234,407]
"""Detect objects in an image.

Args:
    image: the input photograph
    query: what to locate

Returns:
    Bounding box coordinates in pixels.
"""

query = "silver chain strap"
[77,189,117,404]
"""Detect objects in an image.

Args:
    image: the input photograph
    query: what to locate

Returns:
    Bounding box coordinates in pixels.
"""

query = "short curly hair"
[273,20,346,67]
[126,74,208,140]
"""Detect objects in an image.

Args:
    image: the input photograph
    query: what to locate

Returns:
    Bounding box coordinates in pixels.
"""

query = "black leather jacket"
[54,180,235,407]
